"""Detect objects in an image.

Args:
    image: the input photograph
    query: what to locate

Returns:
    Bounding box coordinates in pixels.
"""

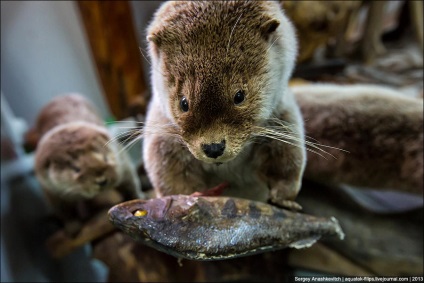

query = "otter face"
[46,147,119,200]
[148,1,295,163]
[36,123,121,200]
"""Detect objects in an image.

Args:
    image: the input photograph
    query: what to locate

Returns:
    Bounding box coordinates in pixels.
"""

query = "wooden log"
[360,1,387,64]
[297,181,423,276]
[46,208,115,259]
[77,1,147,120]
[93,231,204,282]
[288,242,374,276]
[410,0,424,52]
[93,230,293,282]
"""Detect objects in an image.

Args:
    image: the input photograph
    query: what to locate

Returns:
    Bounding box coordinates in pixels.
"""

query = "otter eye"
[134,210,148,217]
[180,96,189,112]
[71,166,80,173]
[234,90,245,105]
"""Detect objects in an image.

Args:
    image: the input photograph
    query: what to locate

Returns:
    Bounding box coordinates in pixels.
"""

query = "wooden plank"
[77,1,147,120]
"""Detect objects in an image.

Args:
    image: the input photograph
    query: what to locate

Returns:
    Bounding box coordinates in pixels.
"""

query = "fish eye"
[180,96,189,112]
[234,90,245,105]
[133,209,148,217]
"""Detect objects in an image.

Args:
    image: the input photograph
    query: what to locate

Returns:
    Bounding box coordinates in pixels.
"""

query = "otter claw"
[270,199,303,211]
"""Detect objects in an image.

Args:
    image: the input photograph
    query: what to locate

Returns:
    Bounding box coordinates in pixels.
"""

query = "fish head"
[108,197,173,241]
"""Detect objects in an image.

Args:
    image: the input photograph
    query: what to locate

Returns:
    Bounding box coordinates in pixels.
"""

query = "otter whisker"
[263,128,348,153]
[259,128,321,150]
[254,126,349,160]
[117,131,144,156]
[266,36,280,53]
[120,128,142,146]
[139,46,166,77]
[139,46,152,65]
[254,126,332,158]
[142,121,183,137]
[108,120,179,144]
[266,117,302,134]
[142,130,183,140]
[104,129,140,147]
[110,126,144,130]
[108,121,146,125]
[263,132,328,158]
[264,117,348,152]
[265,125,325,146]
[225,12,243,61]
[257,128,336,159]
[254,132,327,159]
[140,125,184,142]
[104,132,133,148]
[115,124,185,156]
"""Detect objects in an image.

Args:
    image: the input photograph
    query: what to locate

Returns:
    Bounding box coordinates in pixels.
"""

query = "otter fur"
[143,1,305,209]
[34,94,143,229]
[293,84,423,195]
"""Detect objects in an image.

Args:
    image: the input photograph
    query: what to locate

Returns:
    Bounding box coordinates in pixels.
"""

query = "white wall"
[1,1,111,127]
[0,3,163,281]
[0,2,115,281]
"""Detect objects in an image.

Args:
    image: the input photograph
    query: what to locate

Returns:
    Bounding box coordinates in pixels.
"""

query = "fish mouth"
[108,205,130,226]
[108,199,148,225]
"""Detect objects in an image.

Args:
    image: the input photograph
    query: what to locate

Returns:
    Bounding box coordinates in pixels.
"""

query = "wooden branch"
[410,0,424,52]
[288,242,374,276]
[46,208,115,259]
[360,1,387,64]
[297,183,423,276]
[77,1,147,120]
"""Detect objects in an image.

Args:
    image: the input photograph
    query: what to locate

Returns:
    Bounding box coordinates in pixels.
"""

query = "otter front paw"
[268,180,302,211]
[63,220,83,237]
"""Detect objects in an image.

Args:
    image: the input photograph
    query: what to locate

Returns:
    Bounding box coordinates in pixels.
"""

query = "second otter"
[143,1,305,209]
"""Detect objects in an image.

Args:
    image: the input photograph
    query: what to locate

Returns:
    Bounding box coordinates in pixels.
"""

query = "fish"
[108,195,344,261]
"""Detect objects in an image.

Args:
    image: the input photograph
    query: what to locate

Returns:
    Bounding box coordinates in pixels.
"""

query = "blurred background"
[1,1,162,281]
[1,1,422,282]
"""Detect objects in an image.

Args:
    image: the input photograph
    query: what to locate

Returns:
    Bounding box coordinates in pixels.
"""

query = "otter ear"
[146,33,162,57]
[261,19,280,40]
[146,33,161,46]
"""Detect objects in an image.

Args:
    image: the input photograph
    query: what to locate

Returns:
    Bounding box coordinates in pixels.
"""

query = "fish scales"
[108,195,344,260]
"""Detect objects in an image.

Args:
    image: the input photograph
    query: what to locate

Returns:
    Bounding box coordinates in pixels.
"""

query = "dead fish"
[108,195,344,261]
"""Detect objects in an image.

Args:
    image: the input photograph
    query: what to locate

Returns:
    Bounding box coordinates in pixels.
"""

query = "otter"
[34,94,143,232]
[33,93,104,137]
[293,83,423,195]
[143,1,305,209]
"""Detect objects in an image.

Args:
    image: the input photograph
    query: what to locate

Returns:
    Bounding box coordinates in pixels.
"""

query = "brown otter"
[293,83,423,195]
[143,1,305,209]
[34,94,143,232]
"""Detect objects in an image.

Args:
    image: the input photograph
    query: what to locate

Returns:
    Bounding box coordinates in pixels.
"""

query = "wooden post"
[77,1,147,120]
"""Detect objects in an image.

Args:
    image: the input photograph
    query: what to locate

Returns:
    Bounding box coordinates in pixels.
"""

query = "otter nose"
[202,140,226,159]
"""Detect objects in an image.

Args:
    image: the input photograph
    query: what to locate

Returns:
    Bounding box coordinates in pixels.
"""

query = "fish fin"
[184,198,215,221]
[288,236,320,249]
[330,216,345,240]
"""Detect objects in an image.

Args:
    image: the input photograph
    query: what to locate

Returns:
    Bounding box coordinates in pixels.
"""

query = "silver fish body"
[108,195,344,260]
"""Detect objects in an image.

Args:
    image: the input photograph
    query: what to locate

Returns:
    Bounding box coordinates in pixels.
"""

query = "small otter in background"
[34,94,143,234]
[143,1,305,209]
[293,83,423,195]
